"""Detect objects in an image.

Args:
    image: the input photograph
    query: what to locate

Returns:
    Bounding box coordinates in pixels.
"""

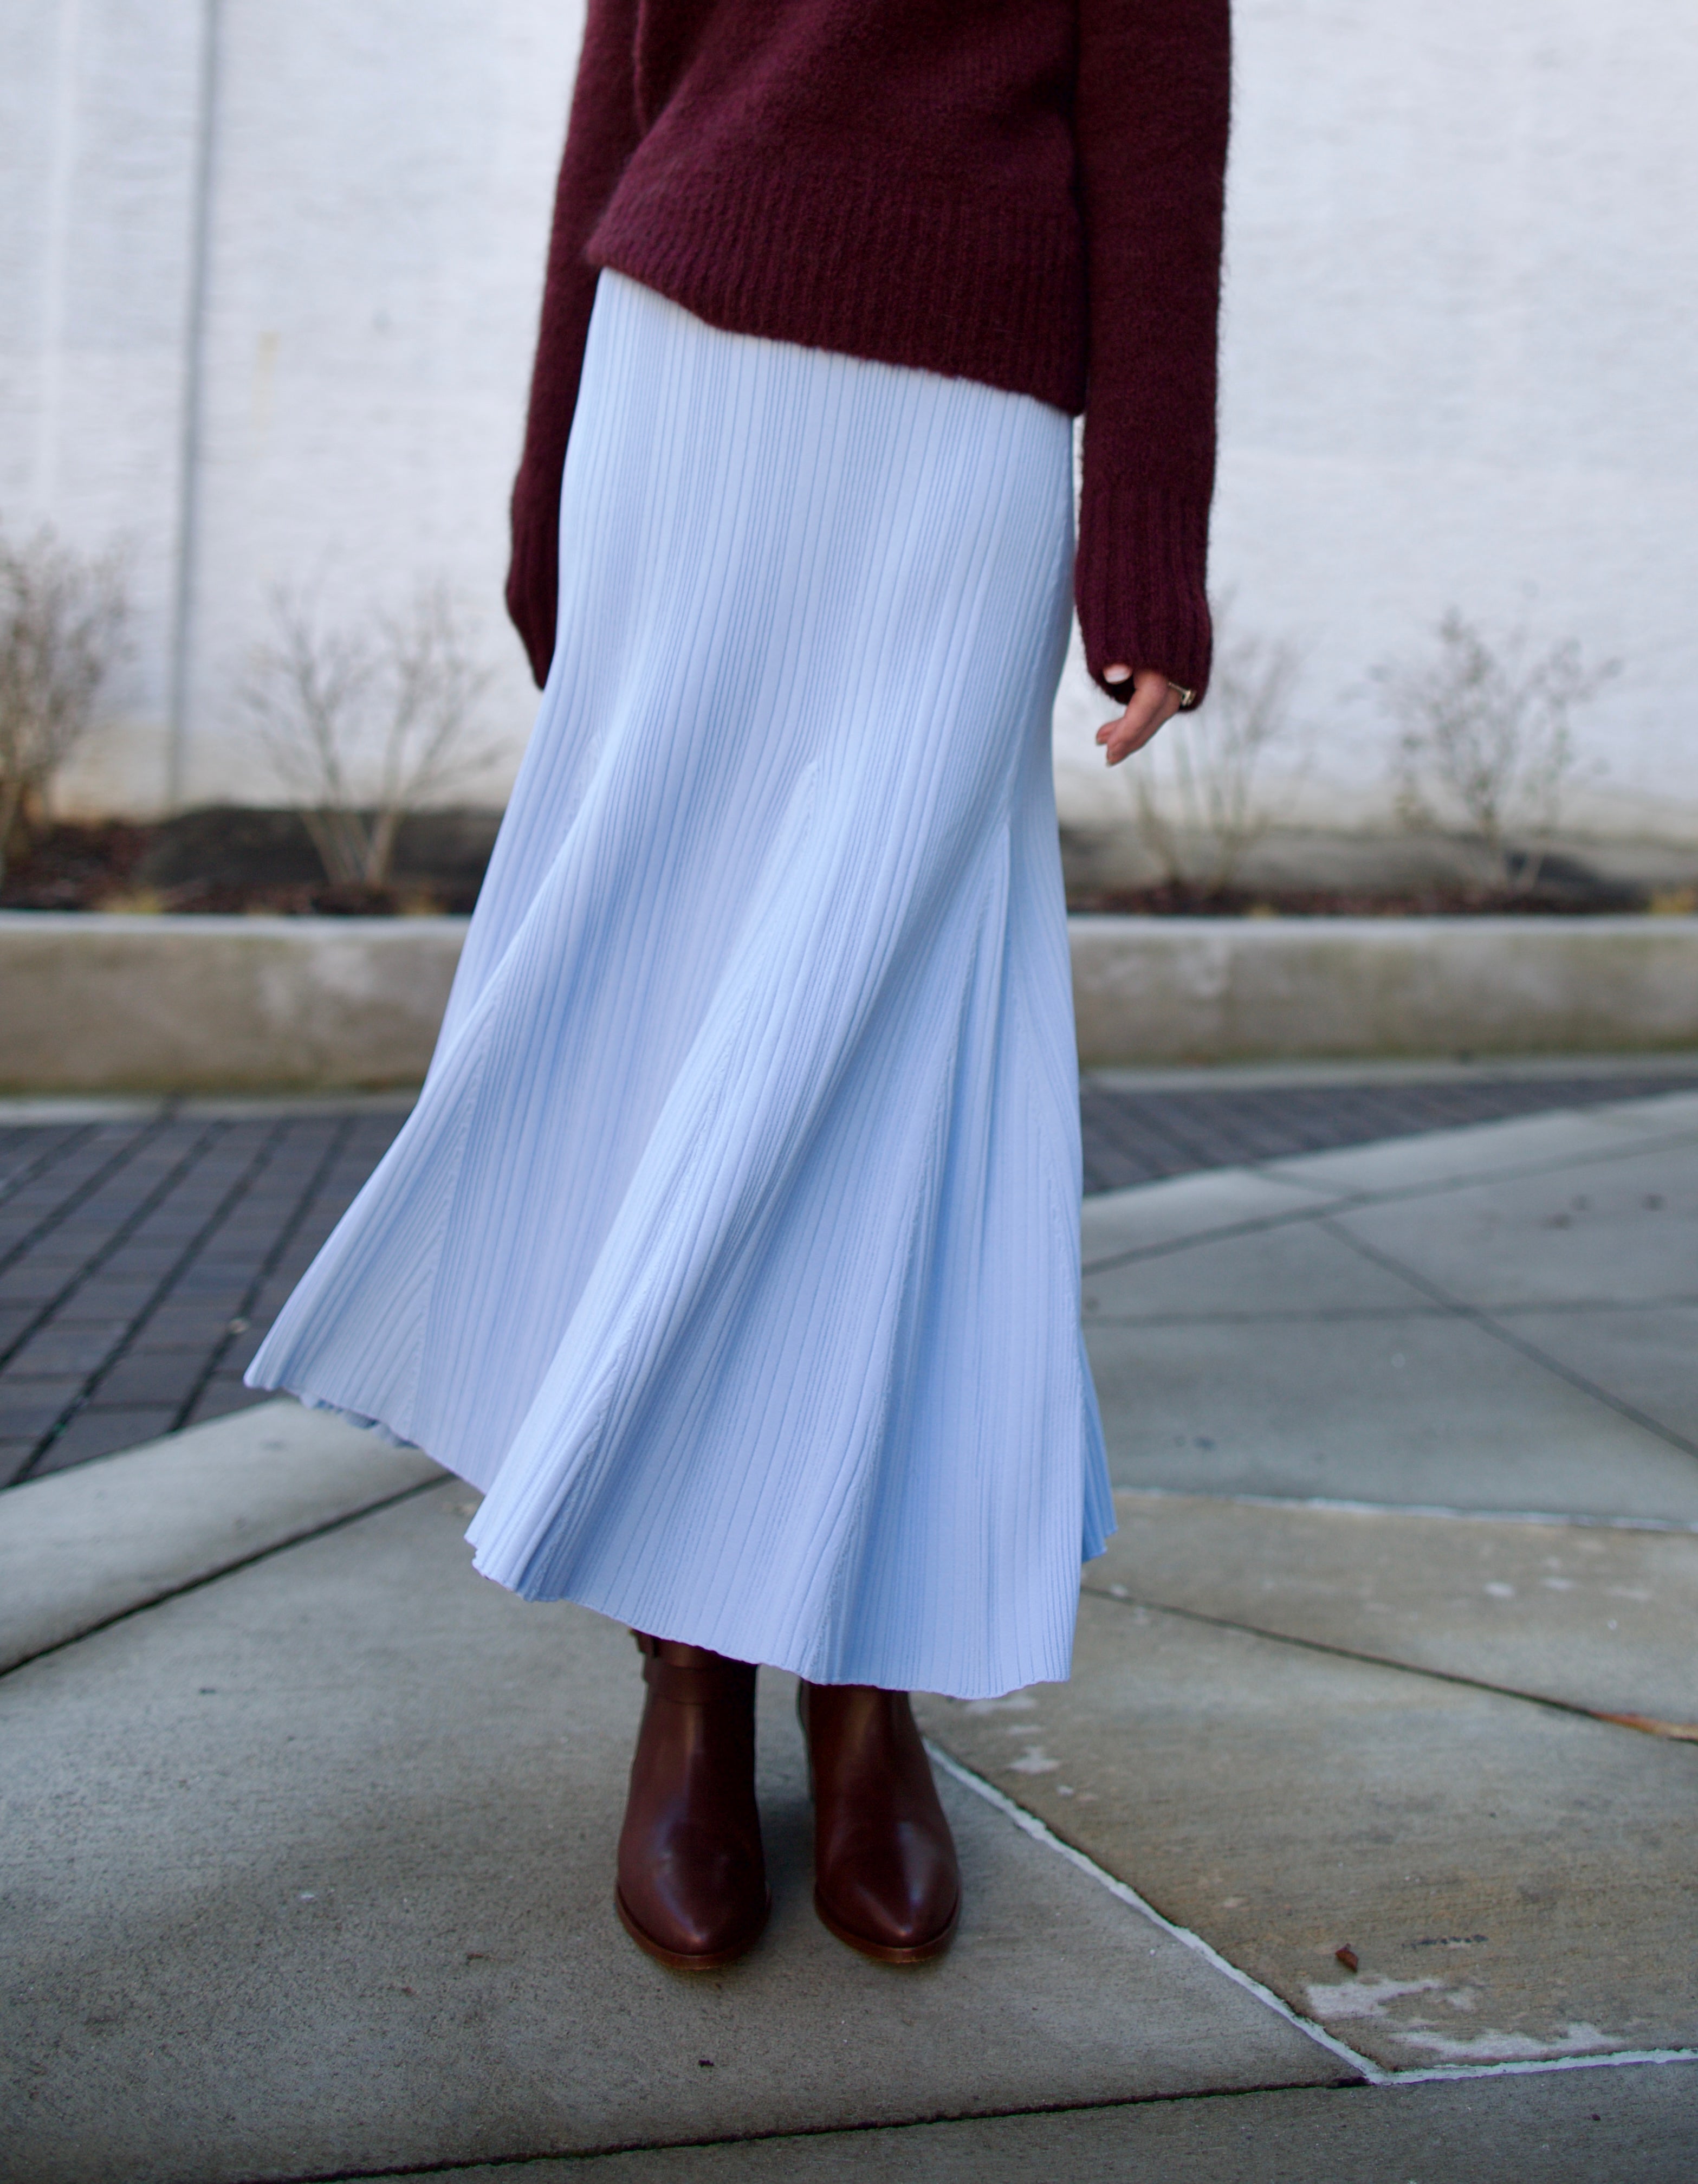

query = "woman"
[249,0,1228,1972]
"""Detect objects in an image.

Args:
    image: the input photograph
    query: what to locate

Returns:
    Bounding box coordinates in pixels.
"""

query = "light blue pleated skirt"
[248,271,1111,1697]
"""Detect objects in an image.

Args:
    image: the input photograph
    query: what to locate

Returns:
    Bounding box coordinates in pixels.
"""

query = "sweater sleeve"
[505,0,643,687]
[1073,0,1230,702]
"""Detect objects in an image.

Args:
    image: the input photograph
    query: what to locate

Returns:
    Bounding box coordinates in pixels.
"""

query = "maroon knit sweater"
[506,0,1230,701]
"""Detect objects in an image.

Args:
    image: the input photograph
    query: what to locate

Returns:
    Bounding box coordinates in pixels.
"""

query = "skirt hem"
[245,1373,1112,1701]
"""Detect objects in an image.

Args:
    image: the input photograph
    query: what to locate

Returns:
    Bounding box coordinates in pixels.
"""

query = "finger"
[1097,669,1184,765]
[1103,693,1179,764]
[1094,674,1159,747]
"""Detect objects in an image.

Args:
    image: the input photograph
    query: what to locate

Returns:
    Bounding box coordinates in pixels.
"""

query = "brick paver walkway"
[1076,1071,1698,1193]
[0,1114,403,1488]
[4,1072,1693,1487]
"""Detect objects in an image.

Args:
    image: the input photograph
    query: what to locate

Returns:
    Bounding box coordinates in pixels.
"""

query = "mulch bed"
[0,811,1667,918]
[0,810,500,917]
[1068,881,1650,917]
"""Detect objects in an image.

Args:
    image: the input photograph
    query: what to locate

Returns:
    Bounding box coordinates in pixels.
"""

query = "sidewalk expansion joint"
[222,2079,1374,2184]
[1319,1217,1698,1468]
[1087,1296,1698,1330]
[1144,1486,1698,1536]
[0,1473,443,1682]
[1081,1120,1698,1279]
[925,1743,1698,2092]
[1077,1581,1698,1744]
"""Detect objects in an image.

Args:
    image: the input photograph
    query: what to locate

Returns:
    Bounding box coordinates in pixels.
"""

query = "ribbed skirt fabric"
[247,271,1111,1698]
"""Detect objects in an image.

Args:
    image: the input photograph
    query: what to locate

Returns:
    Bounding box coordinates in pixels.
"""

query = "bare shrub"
[241,581,504,890]
[0,525,129,885]
[1377,610,1620,894]
[1128,607,1304,894]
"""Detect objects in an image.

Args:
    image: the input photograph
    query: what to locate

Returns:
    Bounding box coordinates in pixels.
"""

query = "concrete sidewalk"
[3,1094,1696,2179]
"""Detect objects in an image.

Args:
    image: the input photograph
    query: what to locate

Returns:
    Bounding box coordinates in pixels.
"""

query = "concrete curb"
[5,910,1698,1090]
[1070,914,1698,1066]
[3,912,466,1092]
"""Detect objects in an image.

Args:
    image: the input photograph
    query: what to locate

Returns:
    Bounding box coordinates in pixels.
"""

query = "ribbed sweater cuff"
[1075,476,1214,702]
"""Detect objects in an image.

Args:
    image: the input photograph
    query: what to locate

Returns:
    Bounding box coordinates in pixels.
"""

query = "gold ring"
[1167,682,1197,711]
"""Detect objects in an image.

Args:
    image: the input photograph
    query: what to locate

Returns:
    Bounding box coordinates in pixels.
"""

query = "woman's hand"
[1094,666,1187,766]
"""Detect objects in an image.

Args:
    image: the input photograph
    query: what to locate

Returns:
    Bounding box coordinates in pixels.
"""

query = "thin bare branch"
[1377,610,1619,893]
[0,523,130,884]
[239,581,507,890]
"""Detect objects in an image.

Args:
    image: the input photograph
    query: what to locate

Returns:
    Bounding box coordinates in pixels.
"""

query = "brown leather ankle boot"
[798,1681,960,1963]
[615,1632,769,1970]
